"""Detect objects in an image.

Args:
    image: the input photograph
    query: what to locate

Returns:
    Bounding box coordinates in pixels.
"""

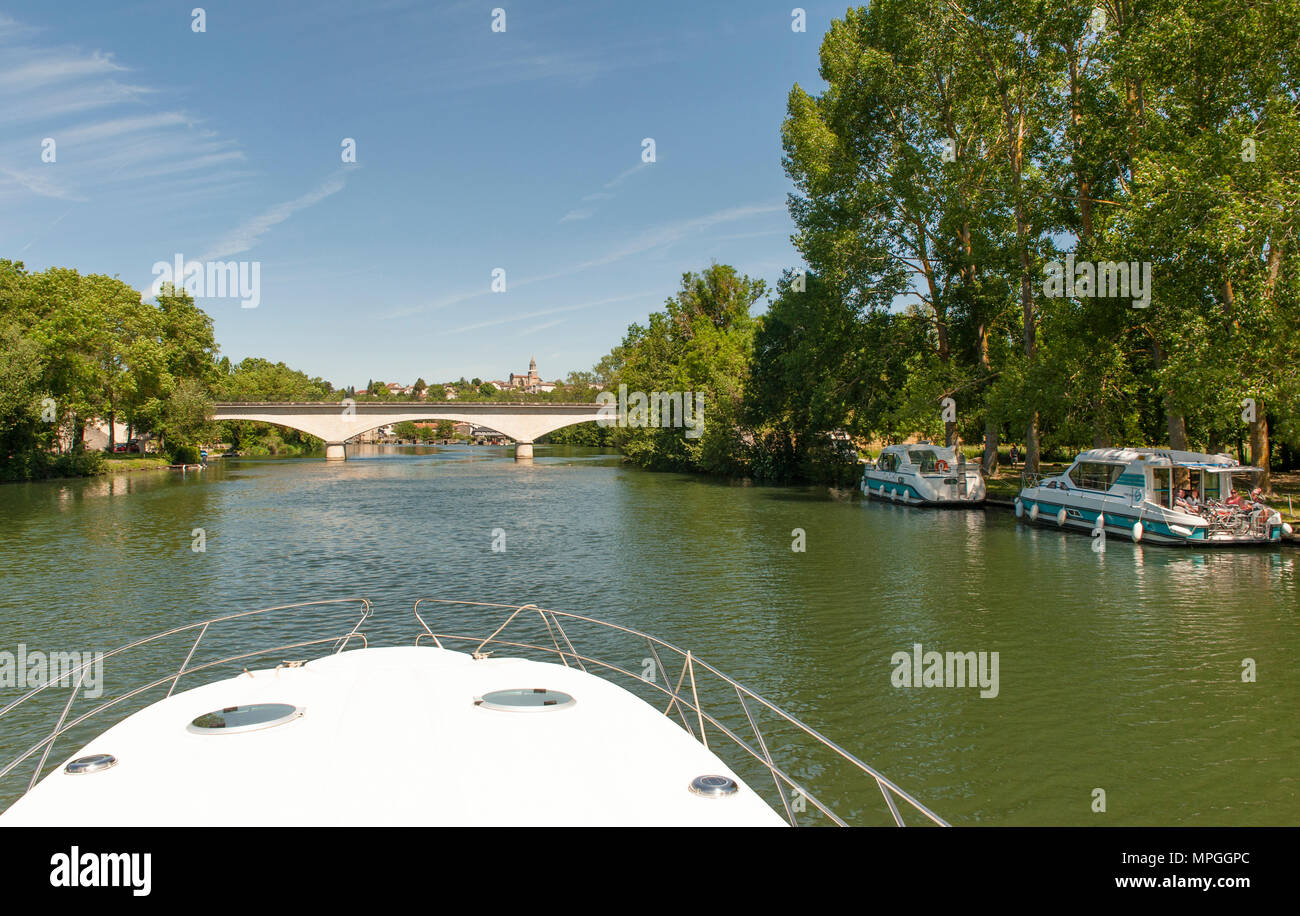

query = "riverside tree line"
[571,0,1300,489]
[0,261,337,478]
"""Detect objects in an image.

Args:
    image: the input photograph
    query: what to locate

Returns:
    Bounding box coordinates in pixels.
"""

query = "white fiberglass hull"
[861,468,986,506]
[1016,487,1284,547]
[1,646,784,827]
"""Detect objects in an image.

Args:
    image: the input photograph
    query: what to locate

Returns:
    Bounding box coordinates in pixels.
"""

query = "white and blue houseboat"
[861,442,986,506]
[1016,448,1291,546]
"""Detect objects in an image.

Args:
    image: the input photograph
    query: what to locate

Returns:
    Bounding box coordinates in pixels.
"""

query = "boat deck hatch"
[475,688,576,712]
[188,703,303,734]
[64,754,117,775]
[689,775,738,798]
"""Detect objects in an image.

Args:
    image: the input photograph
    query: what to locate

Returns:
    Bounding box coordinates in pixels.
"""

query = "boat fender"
[1056,507,1067,526]
[1284,522,1294,536]
[1169,524,1193,538]
[1095,513,1104,530]
[1132,521,1143,543]
[1014,498,1023,518]
[1028,503,1039,522]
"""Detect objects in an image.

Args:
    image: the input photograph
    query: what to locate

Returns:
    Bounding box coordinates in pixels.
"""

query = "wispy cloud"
[200,168,356,260]
[0,164,85,201]
[58,112,192,144]
[519,318,569,335]
[557,159,651,224]
[603,161,650,189]
[443,292,650,335]
[574,203,786,270]
[0,17,248,211]
[0,51,125,91]
[384,202,783,321]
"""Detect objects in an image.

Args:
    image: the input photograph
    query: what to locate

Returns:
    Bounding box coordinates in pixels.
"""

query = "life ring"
[936,459,950,472]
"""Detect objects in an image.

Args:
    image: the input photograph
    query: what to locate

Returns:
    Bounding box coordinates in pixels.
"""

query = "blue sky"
[1,1,835,388]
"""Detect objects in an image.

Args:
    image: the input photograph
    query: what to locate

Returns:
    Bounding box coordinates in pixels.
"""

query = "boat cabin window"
[908,449,940,472]
[1203,472,1222,501]
[878,453,899,472]
[1068,461,1125,491]
[1172,467,1206,501]
[1152,468,1172,507]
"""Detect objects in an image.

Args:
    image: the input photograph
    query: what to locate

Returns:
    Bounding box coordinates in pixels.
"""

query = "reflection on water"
[0,445,1295,824]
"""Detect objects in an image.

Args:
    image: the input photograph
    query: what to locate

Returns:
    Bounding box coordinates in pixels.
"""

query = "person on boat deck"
[1225,488,1247,508]
[1174,487,1201,514]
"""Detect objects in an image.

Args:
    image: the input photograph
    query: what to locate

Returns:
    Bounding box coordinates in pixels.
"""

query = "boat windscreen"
[908,449,940,472]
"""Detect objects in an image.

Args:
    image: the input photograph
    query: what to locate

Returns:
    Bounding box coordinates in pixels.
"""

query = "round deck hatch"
[689,775,738,798]
[187,703,303,734]
[65,753,117,775]
[475,688,575,712]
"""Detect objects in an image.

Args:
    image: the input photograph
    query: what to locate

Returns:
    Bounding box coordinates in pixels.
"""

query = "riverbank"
[0,453,172,484]
[101,456,172,473]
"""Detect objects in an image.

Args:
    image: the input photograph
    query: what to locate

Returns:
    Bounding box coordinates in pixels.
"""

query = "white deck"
[1,646,784,826]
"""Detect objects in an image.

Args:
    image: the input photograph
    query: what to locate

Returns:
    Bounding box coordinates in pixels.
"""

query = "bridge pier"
[514,442,533,461]
[324,442,347,461]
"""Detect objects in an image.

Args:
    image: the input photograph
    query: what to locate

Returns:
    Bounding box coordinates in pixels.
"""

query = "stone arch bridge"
[211,401,610,460]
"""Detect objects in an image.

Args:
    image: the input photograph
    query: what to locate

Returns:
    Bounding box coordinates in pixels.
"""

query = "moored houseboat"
[1016,448,1290,546]
[861,442,986,506]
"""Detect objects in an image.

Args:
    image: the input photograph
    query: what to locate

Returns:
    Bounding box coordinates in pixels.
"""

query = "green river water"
[1,445,1295,824]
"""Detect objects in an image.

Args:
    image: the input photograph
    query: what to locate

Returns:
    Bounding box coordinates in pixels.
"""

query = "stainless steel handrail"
[412,597,949,827]
[0,598,372,792]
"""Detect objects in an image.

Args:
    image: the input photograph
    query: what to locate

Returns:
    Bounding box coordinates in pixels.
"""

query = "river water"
[1,444,1295,824]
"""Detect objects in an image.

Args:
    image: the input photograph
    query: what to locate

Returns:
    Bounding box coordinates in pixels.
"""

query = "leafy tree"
[603,263,765,474]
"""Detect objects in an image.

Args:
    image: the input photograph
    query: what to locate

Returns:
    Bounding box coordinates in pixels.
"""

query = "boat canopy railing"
[0,598,371,799]
[413,598,949,827]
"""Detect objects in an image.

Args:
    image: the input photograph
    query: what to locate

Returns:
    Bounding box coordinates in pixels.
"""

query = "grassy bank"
[101,455,172,472]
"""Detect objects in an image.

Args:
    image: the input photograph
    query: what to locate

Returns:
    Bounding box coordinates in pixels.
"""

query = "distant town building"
[508,356,542,390]
[504,356,563,394]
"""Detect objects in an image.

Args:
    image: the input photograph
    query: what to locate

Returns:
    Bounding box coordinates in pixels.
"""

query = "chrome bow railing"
[1020,470,1053,489]
[0,598,371,801]
[1,596,947,826]
[413,598,949,827]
